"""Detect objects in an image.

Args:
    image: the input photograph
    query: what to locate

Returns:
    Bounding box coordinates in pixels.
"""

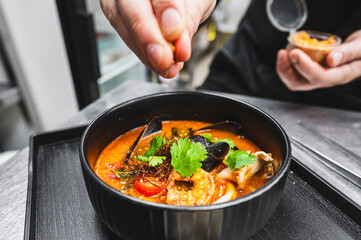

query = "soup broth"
[94,120,277,206]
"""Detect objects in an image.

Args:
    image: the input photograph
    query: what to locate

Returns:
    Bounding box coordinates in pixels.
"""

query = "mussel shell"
[196,121,242,135]
[202,142,230,172]
[190,135,209,147]
[126,116,162,159]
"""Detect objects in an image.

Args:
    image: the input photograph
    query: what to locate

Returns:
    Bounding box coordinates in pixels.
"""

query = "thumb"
[327,37,361,67]
[152,0,187,41]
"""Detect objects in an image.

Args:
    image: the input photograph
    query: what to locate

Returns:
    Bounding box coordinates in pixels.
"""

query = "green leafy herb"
[110,168,137,180]
[170,137,207,177]
[144,135,167,157]
[148,156,166,167]
[133,135,168,167]
[225,150,255,170]
[226,148,235,159]
[134,155,166,166]
[203,133,236,149]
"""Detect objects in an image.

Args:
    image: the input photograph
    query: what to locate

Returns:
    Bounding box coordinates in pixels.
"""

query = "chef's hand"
[276,30,361,91]
[100,0,216,78]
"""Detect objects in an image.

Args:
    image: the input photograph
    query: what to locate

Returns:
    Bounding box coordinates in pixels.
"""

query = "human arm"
[276,30,361,91]
[100,0,217,78]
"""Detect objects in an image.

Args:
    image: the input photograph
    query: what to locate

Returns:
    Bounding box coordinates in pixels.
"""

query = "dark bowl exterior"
[79,91,291,240]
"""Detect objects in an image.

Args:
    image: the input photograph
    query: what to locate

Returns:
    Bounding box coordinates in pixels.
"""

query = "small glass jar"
[287,30,342,65]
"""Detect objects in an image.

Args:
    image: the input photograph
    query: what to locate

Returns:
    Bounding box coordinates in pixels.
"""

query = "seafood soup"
[94,118,279,206]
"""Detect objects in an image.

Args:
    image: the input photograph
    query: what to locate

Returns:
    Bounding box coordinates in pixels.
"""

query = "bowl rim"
[79,91,292,211]
[288,30,342,50]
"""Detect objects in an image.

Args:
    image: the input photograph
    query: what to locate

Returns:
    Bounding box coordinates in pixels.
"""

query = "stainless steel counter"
[1,81,360,240]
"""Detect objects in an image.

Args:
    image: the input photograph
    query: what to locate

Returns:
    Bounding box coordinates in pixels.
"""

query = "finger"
[101,0,173,77]
[151,0,186,41]
[166,62,183,78]
[199,0,217,23]
[343,29,361,43]
[101,0,142,58]
[174,29,191,62]
[327,38,361,67]
[289,49,327,85]
[291,48,361,88]
[178,62,184,71]
[276,50,315,91]
[117,0,173,70]
[323,59,361,85]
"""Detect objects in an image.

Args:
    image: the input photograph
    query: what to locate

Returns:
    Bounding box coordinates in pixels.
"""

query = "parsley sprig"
[134,135,167,166]
[133,132,254,176]
[225,150,255,170]
[170,137,207,177]
[203,133,255,170]
[134,155,166,167]
[144,135,167,157]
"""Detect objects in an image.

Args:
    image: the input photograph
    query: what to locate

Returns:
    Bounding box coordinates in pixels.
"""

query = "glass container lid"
[266,0,308,32]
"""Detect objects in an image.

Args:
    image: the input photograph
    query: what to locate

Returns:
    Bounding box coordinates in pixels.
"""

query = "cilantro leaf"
[170,137,207,177]
[133,135,167,167]
[144,135,167,157]
[226,148,235,159]
[203,133,236,149]
[225,150,255,170]
[148,156,166,166]
[134,155,150,162]
[133,155,166,167]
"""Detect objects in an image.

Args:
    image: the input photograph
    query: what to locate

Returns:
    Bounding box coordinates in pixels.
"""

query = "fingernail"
[290,54,298,64]
[163,69,169,78]
[161,8,182,36]
[178,62,184,71]
[146,43,163,67]
[332,52,343,66]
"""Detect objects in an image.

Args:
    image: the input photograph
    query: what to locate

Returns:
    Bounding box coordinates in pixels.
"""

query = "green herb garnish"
[170,137,207,177]
[133,135,168,167]
[144,135,167,157]
[203,133,236,149]
[225,150,255,170]
[148,156,166,167]
[134,155,166,166]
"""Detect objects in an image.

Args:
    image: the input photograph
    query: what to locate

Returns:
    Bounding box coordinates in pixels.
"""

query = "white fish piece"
[218,151,273,189]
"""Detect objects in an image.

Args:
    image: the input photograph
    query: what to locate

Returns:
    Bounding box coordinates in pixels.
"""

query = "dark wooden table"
[1,81,361,239]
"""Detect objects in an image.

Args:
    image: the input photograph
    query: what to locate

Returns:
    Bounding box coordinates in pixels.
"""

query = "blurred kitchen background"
[0,0,250,163]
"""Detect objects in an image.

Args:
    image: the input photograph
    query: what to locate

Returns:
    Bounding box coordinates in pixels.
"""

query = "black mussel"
[126,116,162,159]
[196,121,243,135]
[190,135,210,148]
[202,142,230,172]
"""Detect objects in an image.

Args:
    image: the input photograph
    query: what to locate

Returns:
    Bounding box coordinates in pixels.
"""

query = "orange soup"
[94,120,277,206]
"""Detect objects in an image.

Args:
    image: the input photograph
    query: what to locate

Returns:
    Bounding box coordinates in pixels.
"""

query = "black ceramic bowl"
[79,91,291,240]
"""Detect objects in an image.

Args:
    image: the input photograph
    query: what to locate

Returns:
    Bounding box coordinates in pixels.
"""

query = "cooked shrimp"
[213,182,237,204]
[166,169,215,206]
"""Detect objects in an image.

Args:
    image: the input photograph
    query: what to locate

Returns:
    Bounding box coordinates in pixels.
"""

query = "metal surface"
[291,136,361,187]
[1,81,361,239]
[24,127,360,240]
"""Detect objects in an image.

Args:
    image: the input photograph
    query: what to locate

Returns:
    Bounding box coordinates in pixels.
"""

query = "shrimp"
[213,182,237,204]
[166,169,215,206]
